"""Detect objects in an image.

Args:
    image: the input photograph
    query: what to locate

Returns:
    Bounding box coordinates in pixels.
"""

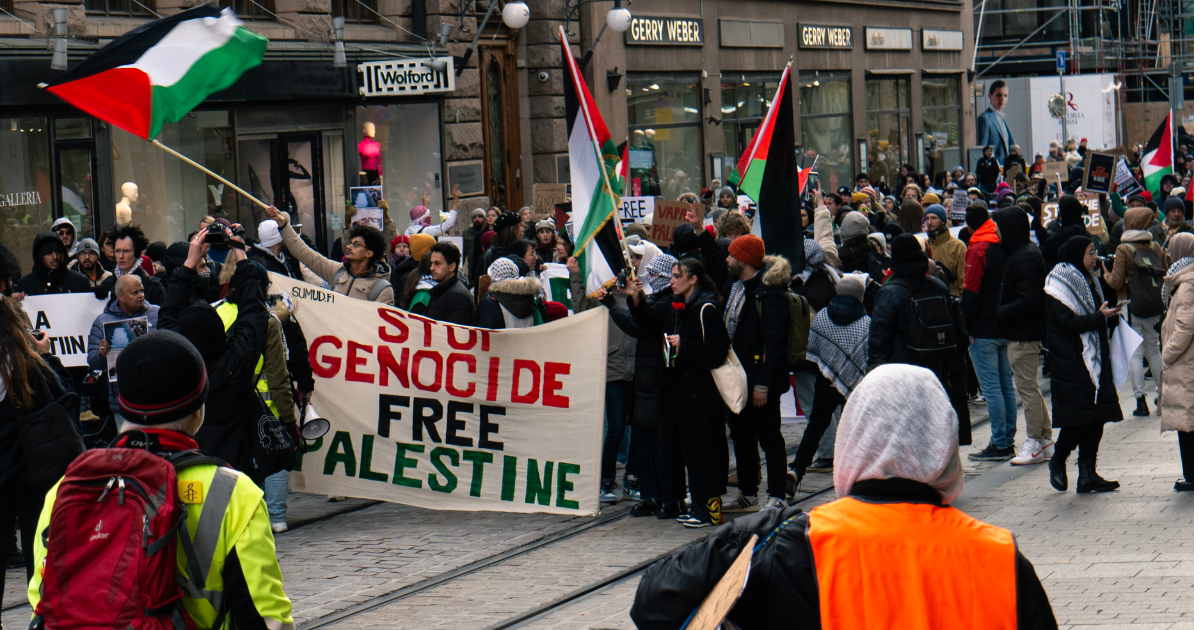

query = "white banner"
[619,196,654,223]
[20,293,108,368]
[270,272,607,516]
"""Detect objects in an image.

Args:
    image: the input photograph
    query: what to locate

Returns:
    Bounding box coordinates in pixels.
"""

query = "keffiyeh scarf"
[1044,262,1104,400]
[807,306,871,397]
[1164,257,1194,307]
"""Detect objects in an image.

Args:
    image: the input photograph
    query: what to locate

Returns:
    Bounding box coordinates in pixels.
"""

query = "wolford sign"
[358,57,456,97]
[625,17,704,45]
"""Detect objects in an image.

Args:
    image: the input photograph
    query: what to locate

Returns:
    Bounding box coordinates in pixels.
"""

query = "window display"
[355,103,443,232]
[626,73,703,199]
[866,77,911,189]
[798,74,852,192]
[0,118,53,270]
[922,76,963,179]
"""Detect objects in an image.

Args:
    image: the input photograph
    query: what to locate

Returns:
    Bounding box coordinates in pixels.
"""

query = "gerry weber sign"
[357,57,456,97]
[624,17,704,45]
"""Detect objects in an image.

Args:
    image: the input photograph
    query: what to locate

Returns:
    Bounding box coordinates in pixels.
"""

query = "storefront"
[0,44,452,266]
[608,0,973,197]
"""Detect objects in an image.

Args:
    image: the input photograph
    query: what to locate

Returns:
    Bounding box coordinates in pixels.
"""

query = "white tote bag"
[700,303,749,413]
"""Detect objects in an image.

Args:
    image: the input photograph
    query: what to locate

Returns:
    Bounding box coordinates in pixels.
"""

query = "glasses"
[54,228,71,235]
[346,241,366,249]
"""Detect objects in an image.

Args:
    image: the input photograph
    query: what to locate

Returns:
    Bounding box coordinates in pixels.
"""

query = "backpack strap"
[176,465,239,624]
[367,277,389,302]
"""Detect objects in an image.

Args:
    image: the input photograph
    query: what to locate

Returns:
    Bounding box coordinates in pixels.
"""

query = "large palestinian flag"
[1140,111,1174,195]
[44,4,267,140]
[560,26,627,297]
[731,63,806,272]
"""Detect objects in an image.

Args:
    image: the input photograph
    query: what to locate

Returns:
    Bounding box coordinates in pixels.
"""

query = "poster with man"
[976,80,1015,166]
[349,186,385,231]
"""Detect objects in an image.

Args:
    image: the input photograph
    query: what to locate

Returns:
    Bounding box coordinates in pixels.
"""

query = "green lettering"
[428,447,460,493]
[358,435,390,482]
[392,442,425,488]
[501,455,517,502]
[525,459,553,506]
[292,436,324,472]
[322,431,357,477]
[555,462,580,509]
[462,450,493,497]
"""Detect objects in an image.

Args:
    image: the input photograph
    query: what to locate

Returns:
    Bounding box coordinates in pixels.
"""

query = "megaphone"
[300,403,330,441]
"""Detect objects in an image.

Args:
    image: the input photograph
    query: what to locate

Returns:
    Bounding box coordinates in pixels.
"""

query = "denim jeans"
[601,381,634,483]
[263,469,289,525]
[792,370,840,462]
[1128,314,1162,399]
[969,337,1017,449]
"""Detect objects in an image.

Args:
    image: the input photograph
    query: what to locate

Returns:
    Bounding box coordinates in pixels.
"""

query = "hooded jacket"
[1102,206,1167,302]
[50,217,80,259]
[1160,262,1193,433]
[725,255,792,396]
[995,207,1047,342]
[86,297,160,416]
[477,274,546,330]
[15,232,93,295]
[869,271,965,369]
[277,212,394,304]
[960,220,1006,338]
[1039,197,1090,268]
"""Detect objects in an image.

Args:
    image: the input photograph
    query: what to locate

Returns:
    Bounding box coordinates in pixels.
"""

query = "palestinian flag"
[561,26,627,297]
[732,63,806,272]
[1140,111,1174,196]
[44,4,267,140]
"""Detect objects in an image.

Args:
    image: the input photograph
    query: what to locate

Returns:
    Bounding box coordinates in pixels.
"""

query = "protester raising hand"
[184,229,210,270]
[265,205,285,228]
[685,200,704,236]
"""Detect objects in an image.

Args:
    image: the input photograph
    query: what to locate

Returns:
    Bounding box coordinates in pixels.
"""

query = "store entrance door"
[239,132,328,252]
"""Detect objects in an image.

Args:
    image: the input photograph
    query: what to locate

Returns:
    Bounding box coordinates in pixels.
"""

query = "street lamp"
[574,0,632,68]
[606,3,632,32]
[501,1,529,29]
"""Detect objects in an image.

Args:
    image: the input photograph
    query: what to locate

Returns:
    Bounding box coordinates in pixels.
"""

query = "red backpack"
[32,442,225,630]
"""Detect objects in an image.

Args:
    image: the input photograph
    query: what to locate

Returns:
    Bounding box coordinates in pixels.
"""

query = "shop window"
[0,118,53,272]
[797,73,852,193]
[355,104,443,230]
[866,77,911,190]
[220,0,273,20]
[85,0,153,17]
[625,73,703,199]
[922,76,963,184]
[720,73,779,184]
[332,0,376,23]
[110,111,235,247]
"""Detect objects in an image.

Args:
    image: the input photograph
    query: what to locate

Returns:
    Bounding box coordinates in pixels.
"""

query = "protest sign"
[1042,195,1104,234]
[649,199,690,247]
[103,317,149,382]
[950,190,969,221]
[20,293,108,368]
[619,196,653,223]
[533,183,567,218]
[1005,164,1025,188]
[269,272,606,515]
[1113,157,1144,199]
[1083,152,1117,194]
[350,186,385,231]
[1043,160,1070,184]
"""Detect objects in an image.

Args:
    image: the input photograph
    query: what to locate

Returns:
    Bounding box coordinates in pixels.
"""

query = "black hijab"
[889,234,929,279]
[1058,235,1095,276]
[1057,195,1085,226]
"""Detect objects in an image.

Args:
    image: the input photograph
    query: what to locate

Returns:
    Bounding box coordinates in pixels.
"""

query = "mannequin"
[358,122,381,185]
[115,182,138,224]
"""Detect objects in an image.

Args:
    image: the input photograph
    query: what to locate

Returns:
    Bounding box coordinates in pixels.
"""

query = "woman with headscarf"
[1044,235,1124,493]
[1160,233,1193,491]
[631,364,1058,630]
[1041,195,1091,268]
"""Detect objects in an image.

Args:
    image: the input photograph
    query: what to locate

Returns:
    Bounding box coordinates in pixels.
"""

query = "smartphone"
[1116,299,1131,308]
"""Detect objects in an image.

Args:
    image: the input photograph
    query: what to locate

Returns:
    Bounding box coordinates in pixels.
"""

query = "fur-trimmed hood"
[488,275,543,296]
[760,255,792,289]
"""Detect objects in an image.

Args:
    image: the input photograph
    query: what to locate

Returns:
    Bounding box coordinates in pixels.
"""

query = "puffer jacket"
[725,256,792,396]
[995,207,1047,342]
[960,220,1006,339]
[86,298,161,416]
[928,229,967,296]
[1160,263,1193,433]
[868,273,965,369]
[277,212,394,304]
[477,275,547,329]
[15,232,94,296]
[570,270,636,382]
[1102,207,1167,301]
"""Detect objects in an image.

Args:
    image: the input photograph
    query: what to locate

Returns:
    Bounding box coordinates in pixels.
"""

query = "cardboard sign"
[1005,163,1025,188]
[619,196,654,223]
[1043,160,1070,184]
[1083,152,1118,194]
[649,199,691,247]
[532,183,567,218]
[1042,195,1105,235]
[1113,157,1144,199]
[950,189,969,221]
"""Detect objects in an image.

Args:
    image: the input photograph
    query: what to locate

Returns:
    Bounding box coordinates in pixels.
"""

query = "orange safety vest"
[807,497,1017,630]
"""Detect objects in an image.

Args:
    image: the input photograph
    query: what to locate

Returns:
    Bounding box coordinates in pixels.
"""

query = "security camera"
[537,71,550,82]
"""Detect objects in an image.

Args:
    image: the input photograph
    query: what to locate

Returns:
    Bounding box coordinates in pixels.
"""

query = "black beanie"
[117,331,208,425]
[164,242,190,274]
[966,203,990,230]
[178,304,228,364]
[890,234,929,278]
[1058,195,1085,225]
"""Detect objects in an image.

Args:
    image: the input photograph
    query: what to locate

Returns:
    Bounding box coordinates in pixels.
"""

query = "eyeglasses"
[346,241,366,249]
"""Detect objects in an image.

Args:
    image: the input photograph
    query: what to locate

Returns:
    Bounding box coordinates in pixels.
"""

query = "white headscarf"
[834,364,964,503]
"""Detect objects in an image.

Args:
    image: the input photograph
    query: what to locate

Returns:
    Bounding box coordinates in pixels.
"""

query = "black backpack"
[1122,244,1167,318]
[903,277,958,363]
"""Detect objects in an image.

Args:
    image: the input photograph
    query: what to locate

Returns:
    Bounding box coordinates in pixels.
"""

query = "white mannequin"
[363,121,375,138]
[116,182,138,224]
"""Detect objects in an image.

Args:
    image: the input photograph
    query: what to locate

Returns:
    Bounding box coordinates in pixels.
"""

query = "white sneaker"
[1040,439,1056,461]
[271,522,288,534]
[721,491,760,513]
[763,497,789,510]
[1010,438,1048,465]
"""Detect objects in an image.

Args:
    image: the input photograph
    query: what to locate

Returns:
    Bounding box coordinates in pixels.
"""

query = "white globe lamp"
[502,2,530,29]
[607,7,632,33]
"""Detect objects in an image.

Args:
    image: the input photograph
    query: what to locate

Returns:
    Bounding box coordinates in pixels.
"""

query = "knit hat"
[391,234,409,249]
[535,219,556,232]
[728,234,764,267]
[967,187,984,197]
[994,183,1014,200]
[409,205,431,226]
[624,222,649,239]
[645,253,677,293]
[836,275,866,302]
[409,233,436,261]
[116,330,208,425]
[966,203,990,230]
[480,230,496,250]
[719,186,736,199]
[470,208,487,220]
[921,192,941,207]
[1170,186,1187,198]
[488,256,520,282]
[493,212,522,231]
[841,211,870,241]
[851,191,870,205]
[78,238,100,254]
[924,204,948,224]
[1164,196,1186,215]
[258,219,283,248]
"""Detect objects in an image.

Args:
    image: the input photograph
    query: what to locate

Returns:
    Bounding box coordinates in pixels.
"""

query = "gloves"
[285,422,303,453]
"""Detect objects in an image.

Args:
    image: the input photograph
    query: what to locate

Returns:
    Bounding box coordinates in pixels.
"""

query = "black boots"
[1133,396,1150,417]
[1049,456,1068,491]
[1077,458,1120,493]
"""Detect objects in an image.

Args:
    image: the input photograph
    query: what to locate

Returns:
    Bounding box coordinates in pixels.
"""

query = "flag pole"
[150,139,270,210]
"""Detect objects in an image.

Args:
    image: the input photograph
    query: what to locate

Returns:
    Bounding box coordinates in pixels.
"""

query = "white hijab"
[834,364,964,503]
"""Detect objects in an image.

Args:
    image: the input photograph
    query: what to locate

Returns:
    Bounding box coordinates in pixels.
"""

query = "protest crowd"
[0,74,1193,630]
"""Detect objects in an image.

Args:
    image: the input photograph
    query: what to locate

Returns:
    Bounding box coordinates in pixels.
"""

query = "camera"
[203,222,227,244]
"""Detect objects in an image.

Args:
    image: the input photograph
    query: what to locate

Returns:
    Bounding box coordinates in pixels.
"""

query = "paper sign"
[628,150,653,170]
[619,196,654,223]
[19,293,110,368]
[104,317,150,382]
[532,183,567,218]
[1043,160,1070,184]
[1113,157,1144,199]
[649,199,691,247]
[950,190,969,221]
[349,186,385,231]
[1083,152,1118,194]
[1005,164,1025,188]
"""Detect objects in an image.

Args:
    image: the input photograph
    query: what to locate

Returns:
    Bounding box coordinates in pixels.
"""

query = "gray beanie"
[836,275,866,302]
[841,211,870,241]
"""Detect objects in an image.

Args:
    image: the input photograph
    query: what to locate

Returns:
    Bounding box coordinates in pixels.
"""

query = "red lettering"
[446,353,477,397]
[378,308,409,343]
[422,320,435,348]
[481,331,490,352]
[412,350,444,392]
[346,341,375,384]
[511,359,540,405]
[446,327,477,350]
[486,356,500,401]
[378,346,410,387]
[310,336,342,379]
[543,362,571,408]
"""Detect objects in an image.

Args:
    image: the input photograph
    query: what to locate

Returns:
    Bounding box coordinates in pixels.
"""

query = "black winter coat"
[1045,286,1123,428]
[0,355,69,487]
[995,208,1047,342]
[630,479,1057,630]
[611,289,674,429]
[159,262,268,470]
[15,233,93,296]
[389,257,419,299]
[415,277,475,326]
[725,257,791,396]
[961,239,1006,339]
[868,274,965,369]
[630,289,730,417]
[838,235,872,275]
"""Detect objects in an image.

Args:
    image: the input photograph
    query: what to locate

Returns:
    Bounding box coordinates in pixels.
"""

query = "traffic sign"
[1056,51,1068,73]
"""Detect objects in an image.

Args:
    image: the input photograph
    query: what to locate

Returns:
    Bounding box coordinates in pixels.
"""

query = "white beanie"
[258,219,283,247]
